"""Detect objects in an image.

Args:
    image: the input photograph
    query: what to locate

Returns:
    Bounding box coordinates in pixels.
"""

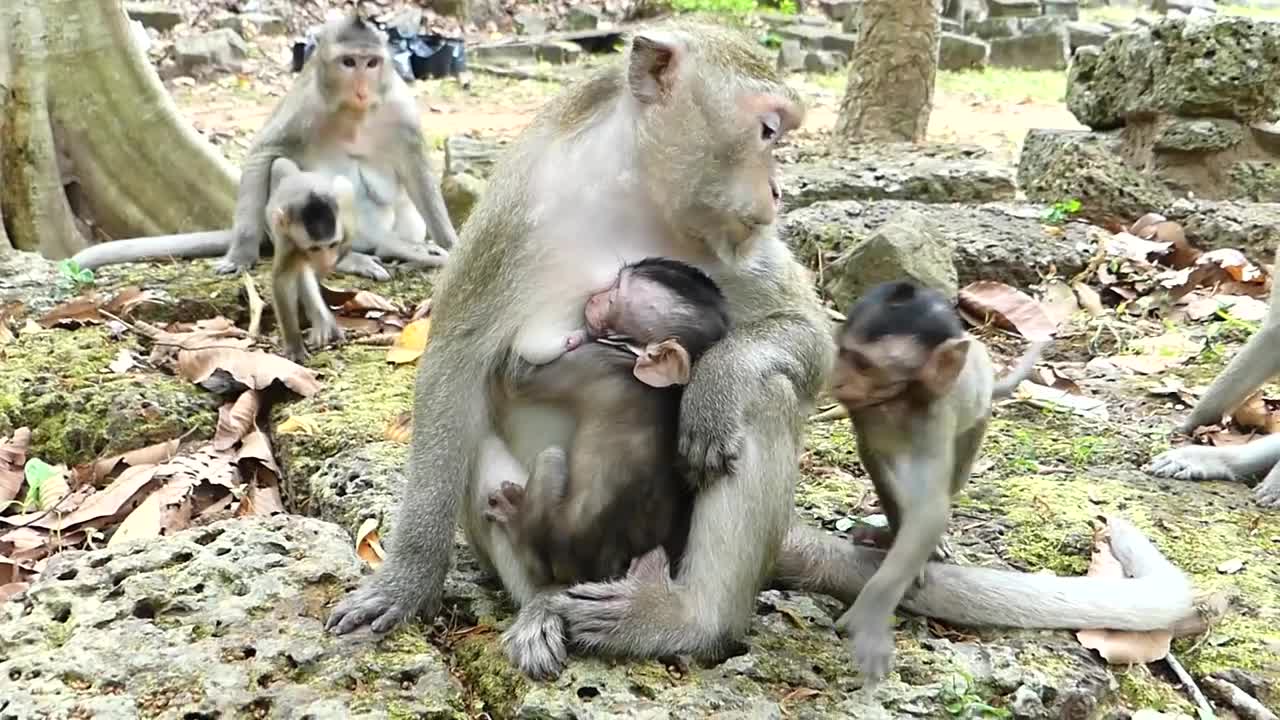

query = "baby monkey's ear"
[918,337,971,397]
[633,339,691,388]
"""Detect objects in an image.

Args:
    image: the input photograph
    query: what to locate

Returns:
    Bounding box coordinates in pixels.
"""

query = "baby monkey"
[266,158,355,363]
[829,280,1047,684]
[485,257,730,586]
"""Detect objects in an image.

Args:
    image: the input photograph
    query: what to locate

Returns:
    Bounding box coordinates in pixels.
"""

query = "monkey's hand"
[326,576,425,635]
[835,605,895,687]
[1144,446,1239,482]
[335,252,392,282]
[1254,467,1280,508]
[677,358,749,485]
[214,233,260,275]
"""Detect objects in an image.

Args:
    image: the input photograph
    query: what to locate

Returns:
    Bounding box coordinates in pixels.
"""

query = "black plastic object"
[289,24,466,82]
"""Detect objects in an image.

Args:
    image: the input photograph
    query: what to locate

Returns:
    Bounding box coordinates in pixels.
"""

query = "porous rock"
[444,135,507,179]
[1066,20,1112,50]
[211,11,286,37]
[0,515,466,719]
[989,0,1043,16]
[566,6,603,30]
[939,32,991,70]
[824,208,959,306]
[1152,118,1246,152]
[1066,16,1280,131]
[781,200,1094,293]
[124,2,183,31]
[1041,0,1081,19]
[175,28,248,74]
[1017,128,1176,222]
[990,25,1071,70]
[1162,199,1280,256]
[1228,161,1280,202]
[778,40,807,72]
[781,144,1015,208]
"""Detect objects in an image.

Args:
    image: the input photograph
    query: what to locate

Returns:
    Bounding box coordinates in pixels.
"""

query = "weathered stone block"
[990,27,1071,70]
[775,23,830,48]
[1229,161,1280,202]
[939,33,991,71]
[989,0,1043,16]
[825,209,959,307]
[175,29,248,73]
[818,0,860,22]
[124,2,183,31]
[566,6,603,30]
[805,50,848,73]
[1066,20,1112,50]
[1066,16,1280,130]
[512,11,547,35]
[820,32,860,55]
[1152,118,1246,152]
[782,144,1015,208]
[211,11,286,36]
[969,17,1021,38]
[777,40,807,72]
[1018,128,1175,221]
[1042,0,1081,18]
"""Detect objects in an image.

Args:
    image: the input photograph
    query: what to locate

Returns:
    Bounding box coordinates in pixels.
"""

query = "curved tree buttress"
[0,0,237,257]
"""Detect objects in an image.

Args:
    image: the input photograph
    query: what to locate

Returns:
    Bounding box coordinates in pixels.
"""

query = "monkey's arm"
[1180,323,1280,432]
[394,113,460,251]
[511,343,632,401]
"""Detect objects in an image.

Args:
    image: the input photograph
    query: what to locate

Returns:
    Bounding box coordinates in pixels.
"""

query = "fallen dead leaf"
[355,517,386,569]
[37,297,104,329]
[0,582,29,602]
[1183,293,1270,323]
[1108,333,1203,375]
[102,287,164,316]
[322,287,401,315]
[1230,391,1280,434]
[0,428,32,506]
[957,281,1056,342]
[1199,248,1264,283]
[39,465,163,532]
[1104,232,1171,264]
[385,412,412,444]
[1015,381,1109,420]
[1076,520,1172,664]
[213,391,262,450]
[780,687,821,705]
[1038,280,1081,328]
[108,492,164,548]
[1072,283,1106,316]
[276,415,321,435]
[387,317,432,364]
[76,439,180,487]
[107,348,138,374]
[176,346,321,397]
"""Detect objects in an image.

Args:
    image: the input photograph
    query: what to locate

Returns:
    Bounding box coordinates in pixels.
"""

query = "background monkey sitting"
[484,257,728,597]
[71,14,456,281]
[265,157,354,363]
[1146,245,1280,508]
[829,280,1047,683]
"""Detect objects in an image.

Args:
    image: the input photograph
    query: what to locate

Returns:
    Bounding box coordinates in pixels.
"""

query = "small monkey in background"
[829,280,1047,684]
[483,258,728,595]
[71,13,456,280]
[1146,245,1280,507]
[266,157,354,363]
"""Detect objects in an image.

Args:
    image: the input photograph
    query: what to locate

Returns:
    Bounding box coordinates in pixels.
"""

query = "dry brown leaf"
[0,428,32,506]
[42,465,163,531]
[780,687,821,705]
[1075,521,1172,664]
[1107,333,1203,375]
[0,582,29,603]
[108,492,164,548]
[277,415,321,435]
[76,439,180,487]
[213,391,261,450]
[335,316,384,334]
[1129,212,1166,238]
[385,412,412,444]
[1072,283,1106,316]
[0,302,21,347]
[103,287,164,316]
[410,298,432,321]
[355,517,386,569]
[237,429,281,477]
[322,287,401,315]
[1104,232,1171,264]
[176,346,321,397]
[957,281,1056,342]
[1182,293,1270,322]
[36,466,70,513]
[1230,391,1280,434]
[387,317,432,364]
[1038,280,1080,328]
[240,468,284,517]
[37,297,105,328]
[107,348,138,374]
[1199,248,1264,283]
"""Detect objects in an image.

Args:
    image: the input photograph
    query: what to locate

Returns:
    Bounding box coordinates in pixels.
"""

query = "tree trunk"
[0,0,237,259]
[832,0,940,146]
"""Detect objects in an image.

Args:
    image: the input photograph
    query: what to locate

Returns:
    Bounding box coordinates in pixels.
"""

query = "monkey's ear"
[270,157,300,188]
[269,206,291,237]
[919,337,970,396]
[634,339,691,388]
[628,31,683,104]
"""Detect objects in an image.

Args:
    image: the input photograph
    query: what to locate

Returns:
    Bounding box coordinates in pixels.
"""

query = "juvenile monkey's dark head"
[316,14,390,112]
[587,257,730,388]
[624,25,804,258]
[833,281,971,409]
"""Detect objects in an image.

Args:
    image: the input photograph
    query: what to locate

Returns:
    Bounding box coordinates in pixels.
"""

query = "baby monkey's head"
[833,281,972,409]
[586,257,730,388]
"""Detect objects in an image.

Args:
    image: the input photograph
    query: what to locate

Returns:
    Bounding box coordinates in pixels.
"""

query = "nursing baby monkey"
[829,280,1049,682]
[71,13,456,280]
[484,257,727,590]
[328,23,1202,682]
[265,157,354,363]
[1147,245,1280,508]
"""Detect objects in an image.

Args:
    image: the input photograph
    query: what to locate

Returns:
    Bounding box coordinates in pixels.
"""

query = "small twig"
[1164,652,1215,720]
[352,333,399,346]
[1202,676,1277,720]
[808,404,849,423]
[242,274,265,337]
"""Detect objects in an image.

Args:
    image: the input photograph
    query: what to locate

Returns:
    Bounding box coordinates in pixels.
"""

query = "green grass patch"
[935,68,1067,104]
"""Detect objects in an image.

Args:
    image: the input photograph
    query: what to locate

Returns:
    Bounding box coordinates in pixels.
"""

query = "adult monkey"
[70,14,458,281]
[327,24,1202,678]
[1146,249,1280,508]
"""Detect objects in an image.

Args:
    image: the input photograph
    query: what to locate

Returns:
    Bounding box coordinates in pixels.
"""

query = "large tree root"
[0,0,237,258]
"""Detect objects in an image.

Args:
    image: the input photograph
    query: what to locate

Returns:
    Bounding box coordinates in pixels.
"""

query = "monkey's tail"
[991,340,1050,399]
[71,230,234,269]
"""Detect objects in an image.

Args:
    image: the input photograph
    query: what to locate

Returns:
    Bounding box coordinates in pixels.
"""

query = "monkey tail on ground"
[991,340,1049,399]
[71,231,232,269]
[776,517,1204,636]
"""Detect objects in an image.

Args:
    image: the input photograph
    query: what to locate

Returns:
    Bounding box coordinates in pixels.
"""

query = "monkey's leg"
[1253,457,1280,508]
[217,150,279,275]
[379,195,449,270]
[552,376,799,658]
[1180,323,1280,433]
[1146,433,1280,483]
[272,264,307,363]
[774,519,1202,634]
[298,268,345,349]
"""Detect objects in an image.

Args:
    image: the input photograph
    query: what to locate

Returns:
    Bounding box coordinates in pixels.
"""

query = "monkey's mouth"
[769,177,782,206]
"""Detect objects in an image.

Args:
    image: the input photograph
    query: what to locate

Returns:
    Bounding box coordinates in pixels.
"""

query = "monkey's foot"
[307,323,346,349]
[1145,446,1239,482]
[326,581,423,635]
[213,252,257,276]
[1254,472,1280,508]
[678,381,747,482]
[284,344,311,365]
[626,546,672,581]
[503,595,568,680]
[483,481,526,524]
[335,252,392,281]
[554,569,667,654]
[836,608,895,687]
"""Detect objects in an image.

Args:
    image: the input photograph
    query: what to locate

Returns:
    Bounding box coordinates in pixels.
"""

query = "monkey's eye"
[760,112,781,143]
[367,57,380,68]
[342,57,357,68]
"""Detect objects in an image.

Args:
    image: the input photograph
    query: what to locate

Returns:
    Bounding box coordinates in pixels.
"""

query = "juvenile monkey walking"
[484,257,729,591]
[71,13,456,280]
[829,280,1047,683]
[265,157,354,363]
